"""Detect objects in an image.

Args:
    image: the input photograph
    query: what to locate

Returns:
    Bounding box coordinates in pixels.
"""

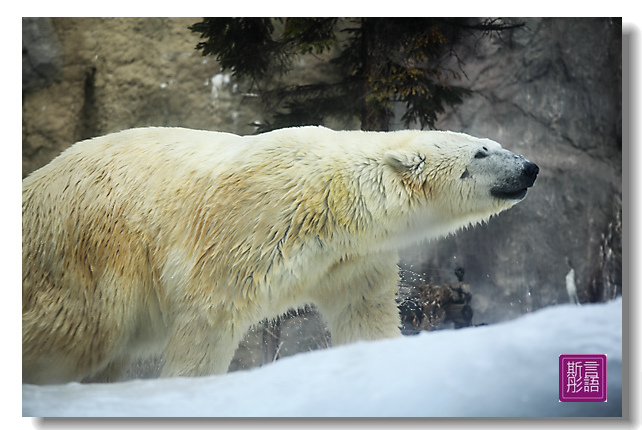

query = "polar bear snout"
[522,161,539,185]
[490,160,539,201]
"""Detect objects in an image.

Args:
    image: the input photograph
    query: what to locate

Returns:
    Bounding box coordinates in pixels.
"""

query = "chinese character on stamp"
[559,354,607,402]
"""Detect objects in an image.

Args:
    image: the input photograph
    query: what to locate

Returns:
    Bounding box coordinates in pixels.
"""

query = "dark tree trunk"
[362,104,390,131]
[359,18,390,132]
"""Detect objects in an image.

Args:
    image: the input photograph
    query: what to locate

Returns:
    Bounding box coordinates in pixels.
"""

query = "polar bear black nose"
[523,161,539,185]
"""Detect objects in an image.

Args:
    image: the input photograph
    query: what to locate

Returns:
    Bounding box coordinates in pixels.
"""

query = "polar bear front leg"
[311,253,402,345]
[161,309,248,377]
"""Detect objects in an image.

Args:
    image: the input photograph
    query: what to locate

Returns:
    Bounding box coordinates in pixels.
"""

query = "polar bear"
[22,126,538,384]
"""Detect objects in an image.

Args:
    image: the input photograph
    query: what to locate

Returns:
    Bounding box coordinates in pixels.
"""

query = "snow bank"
[22,298,622,418]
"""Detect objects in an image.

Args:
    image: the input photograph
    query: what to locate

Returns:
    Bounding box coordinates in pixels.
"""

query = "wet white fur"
[22,126,527,384]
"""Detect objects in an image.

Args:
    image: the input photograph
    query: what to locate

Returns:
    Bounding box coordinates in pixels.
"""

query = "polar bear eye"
[474,147,489,159]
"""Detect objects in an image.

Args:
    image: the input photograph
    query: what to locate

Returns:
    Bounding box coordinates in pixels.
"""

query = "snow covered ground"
[22,298,622,418]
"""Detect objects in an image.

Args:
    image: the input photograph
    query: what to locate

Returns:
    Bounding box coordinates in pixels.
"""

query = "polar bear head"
[381,131,538,239]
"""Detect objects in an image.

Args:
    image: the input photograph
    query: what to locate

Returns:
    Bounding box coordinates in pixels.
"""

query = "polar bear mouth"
[490,161,539,201]
[490,187,529,201]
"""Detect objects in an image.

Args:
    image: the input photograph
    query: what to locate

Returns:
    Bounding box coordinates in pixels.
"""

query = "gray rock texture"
[400,18,622,323]
[23,18,63,93]
[22,18,261,178]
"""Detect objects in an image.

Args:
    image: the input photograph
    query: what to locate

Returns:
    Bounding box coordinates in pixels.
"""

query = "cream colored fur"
[22,126,530,384]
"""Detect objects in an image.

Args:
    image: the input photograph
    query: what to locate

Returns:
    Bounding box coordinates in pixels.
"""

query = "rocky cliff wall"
[22,17,260,177]
[400,18,622,323]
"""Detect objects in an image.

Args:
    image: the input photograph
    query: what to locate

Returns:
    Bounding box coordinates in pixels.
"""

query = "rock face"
[22,17,260,177]
[22,18,63,93]
[400,18,622,323]
[22,18,622,371]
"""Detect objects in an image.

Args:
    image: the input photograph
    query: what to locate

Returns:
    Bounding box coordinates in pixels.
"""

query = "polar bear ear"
[383,150,426,174]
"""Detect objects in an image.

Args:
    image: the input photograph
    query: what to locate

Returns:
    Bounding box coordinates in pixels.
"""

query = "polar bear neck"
[220,127,497,255]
